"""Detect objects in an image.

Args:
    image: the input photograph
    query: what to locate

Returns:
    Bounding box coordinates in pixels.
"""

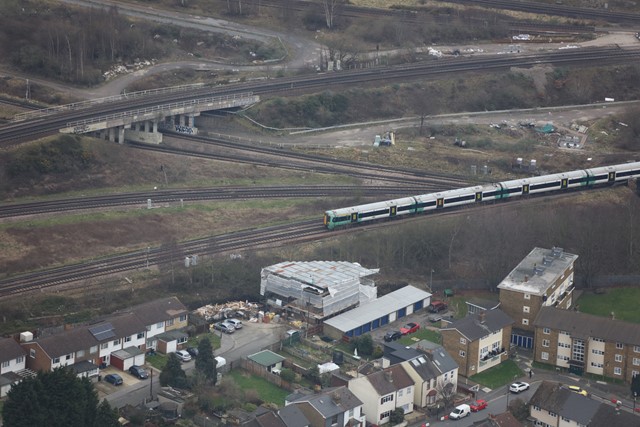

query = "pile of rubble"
[193,301,260,322]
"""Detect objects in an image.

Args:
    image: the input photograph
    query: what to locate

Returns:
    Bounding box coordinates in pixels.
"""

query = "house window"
[30,349,36,358]
[591,362,603,368]
[459,350,466,357]
[406,387,412,394]
[53,357,60,364]
[592,349,604,355]
[541,352,549,360]
[156,322,163,328]
[615,354,623,362]
[560,331,569,336]
[125,336,132,343]
[101,343,109,350]
[380,411,392,420]
[444,373,448,381]
[330,415,338,425]
[90,345,98,354]
[76,350,85,358]
[533,405,541,411]
[542,339,550,348]
[522,318,529,325]
[460,338,466,345]
[179,314,187,322]
[523,306,530,313]
[633,358,640,366]
[166,319,174,326]
[348,409,354,418]
[614,367,622,376]
[592,338,604,343]
[398,389,403,397]
[113,339,120,346]
[16,356,24,363]
[1,361,9,368]
[524,293,531,300]
[633,370,639,377]
[381,394,394,404]
[549,411,556,417]
[66,354,72,360]
[543,328,550,334]
[177,336,187,344]
[616,342,624,349]
[562,417,570,422]
[137,333,145,339]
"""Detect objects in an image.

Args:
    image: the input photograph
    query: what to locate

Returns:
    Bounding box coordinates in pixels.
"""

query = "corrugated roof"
[248,350,285,367]
[441,309,513,341]
[323,285,431,332]
[533,307,640,344]
[497,247,578,295]
[263,261,379,290]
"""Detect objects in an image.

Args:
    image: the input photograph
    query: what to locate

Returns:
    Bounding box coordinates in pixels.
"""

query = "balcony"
[479,348,506,368]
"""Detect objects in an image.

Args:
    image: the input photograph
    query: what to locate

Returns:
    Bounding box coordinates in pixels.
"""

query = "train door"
[351,212,358,223]
[436,198,444,209]
[522,184,530,195]
[390,206,397,217]
[475,192,483,202]
[608,171,616,183]
[561,178,568,189]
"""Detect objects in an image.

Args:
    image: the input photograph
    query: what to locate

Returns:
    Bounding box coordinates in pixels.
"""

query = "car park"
[175,349,192,362]
[384,331,402,342]
[225,318,243,329]
[449,404,471,419]
[428,301,448,313]
[186,347,199,357]
[567,385,588,396]
[470,399,488,412]
[214,322,235,334]
[128,365,148,379]
[509,381,530,393]
[428,313,443,323]
[400,322,420,335]
[104,373,123,386]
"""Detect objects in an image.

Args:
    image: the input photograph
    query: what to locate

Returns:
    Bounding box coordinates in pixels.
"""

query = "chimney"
[478,311,486,324]
[384,370,393,383]
[332,391,341,403]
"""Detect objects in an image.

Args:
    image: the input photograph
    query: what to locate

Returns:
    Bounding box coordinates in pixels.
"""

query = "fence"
[237,358,295,391]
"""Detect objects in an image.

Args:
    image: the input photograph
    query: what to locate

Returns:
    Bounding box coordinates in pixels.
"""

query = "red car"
[400,322,420,335]
[470,399,488,412]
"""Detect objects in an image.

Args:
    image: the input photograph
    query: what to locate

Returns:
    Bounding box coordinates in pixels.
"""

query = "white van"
[449,404,471,420]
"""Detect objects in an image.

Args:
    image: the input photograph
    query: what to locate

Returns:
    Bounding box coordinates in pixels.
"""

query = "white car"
[449,404,471,420]
[509,381,530,393]
[225,318,243,329]
[175,349,192,362]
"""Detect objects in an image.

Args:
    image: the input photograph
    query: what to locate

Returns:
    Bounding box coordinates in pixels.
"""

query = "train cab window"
[436,198,444,208]
[351,213,358,222]
[475,192,482,202]
[523,184,529,194]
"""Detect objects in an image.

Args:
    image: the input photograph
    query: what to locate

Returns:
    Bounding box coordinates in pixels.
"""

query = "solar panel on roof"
[89,322,115,340]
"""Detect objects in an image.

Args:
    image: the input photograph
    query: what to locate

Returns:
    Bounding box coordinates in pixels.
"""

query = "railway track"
[0,185,443,219]
[2,46,640,145]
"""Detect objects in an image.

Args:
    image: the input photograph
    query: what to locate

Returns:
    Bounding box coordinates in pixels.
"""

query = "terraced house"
[533,307,640,382]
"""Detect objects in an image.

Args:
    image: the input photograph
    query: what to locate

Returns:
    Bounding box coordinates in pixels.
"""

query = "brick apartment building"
[498,247,578,349]
[533,307,640,382]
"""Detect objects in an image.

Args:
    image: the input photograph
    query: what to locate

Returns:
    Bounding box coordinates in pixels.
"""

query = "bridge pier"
[124,119,163,144]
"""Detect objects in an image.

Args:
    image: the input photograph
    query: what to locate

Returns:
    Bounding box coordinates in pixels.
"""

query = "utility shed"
[260,261,379,320]
[323,285,431,340]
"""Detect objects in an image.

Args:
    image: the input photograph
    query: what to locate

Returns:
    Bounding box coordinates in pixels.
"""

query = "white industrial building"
[323,285,432,340]
[260,261,379,321]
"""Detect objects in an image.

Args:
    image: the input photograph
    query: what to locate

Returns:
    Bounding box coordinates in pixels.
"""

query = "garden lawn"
[228,370,289,406]
[470,360,524,389]
[576,288,640,323]
[399,328,441,345]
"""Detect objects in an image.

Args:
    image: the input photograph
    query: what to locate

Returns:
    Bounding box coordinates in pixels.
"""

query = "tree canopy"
[195,336,218,384]
[1,367,119,427]
[160,353,188,389]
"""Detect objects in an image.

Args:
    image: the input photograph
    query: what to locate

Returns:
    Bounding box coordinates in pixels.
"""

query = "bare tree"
[435,380,456,410]
[322,0,340,29]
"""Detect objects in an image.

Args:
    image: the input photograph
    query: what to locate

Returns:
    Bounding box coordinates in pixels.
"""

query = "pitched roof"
[124,296,188,325]
[529,381,599,425]
[255,410,288,427]
[279,403,311,427]
[533,307,640,345]
[290,386,362,417]
[0,338,26,362]
[366,365,414,396]
[441,309,513,341]
[589,402,640,427]
[248,350,286,367]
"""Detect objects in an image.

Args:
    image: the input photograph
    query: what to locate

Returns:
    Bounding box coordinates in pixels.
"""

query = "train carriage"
[324,162,640,230]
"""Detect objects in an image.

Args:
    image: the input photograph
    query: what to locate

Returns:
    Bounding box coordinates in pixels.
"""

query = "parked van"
[449,404,471,420]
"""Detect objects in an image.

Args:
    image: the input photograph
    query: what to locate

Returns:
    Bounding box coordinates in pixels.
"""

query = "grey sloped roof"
[430,347,458,374]
[590,403,640,427]
[441,309,513,341]
[533,307,640,344]
[366,365,413,396]
[0,338,26,362]
[34,326,98,358]
[123,296,188,325]
[279,404,310,427]
[256,410,288,427]
[291,386,362,417]
[529,381,598,425]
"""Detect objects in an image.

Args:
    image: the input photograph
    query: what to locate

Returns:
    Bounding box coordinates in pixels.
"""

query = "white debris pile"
[194,300,260,322]
[102,59,157,81]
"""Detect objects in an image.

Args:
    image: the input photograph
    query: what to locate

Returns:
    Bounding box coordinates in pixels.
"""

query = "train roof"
[325,196,417,215]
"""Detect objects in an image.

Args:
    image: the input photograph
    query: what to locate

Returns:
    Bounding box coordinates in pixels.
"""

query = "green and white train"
[323,162,640,230]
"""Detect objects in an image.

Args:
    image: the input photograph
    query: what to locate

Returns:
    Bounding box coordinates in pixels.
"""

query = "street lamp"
[506,390,510,411]
[430,269,434,292]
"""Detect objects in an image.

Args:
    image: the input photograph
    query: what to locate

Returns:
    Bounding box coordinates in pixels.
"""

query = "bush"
[280,368,295,383]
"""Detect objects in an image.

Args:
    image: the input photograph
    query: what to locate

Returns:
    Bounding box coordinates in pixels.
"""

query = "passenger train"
[323,162,640,230]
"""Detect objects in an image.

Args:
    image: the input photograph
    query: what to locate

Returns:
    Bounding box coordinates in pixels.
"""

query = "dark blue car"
[104,373,123,386]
